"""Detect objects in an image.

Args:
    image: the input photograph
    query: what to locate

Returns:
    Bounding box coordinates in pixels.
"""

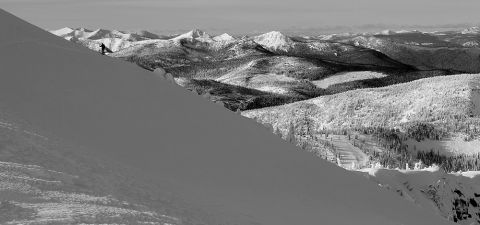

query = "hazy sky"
[1,0,480,34]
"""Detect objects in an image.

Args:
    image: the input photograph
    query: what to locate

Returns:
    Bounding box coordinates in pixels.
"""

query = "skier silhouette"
[100,43,106,55]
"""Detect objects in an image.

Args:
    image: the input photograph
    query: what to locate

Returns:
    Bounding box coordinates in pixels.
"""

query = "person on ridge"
[100,43,106,55]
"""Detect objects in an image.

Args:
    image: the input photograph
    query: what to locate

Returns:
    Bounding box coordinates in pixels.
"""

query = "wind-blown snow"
[0,9,454,225]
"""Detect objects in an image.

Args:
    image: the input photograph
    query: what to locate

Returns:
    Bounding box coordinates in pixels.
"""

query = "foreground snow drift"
[0,9,454,225]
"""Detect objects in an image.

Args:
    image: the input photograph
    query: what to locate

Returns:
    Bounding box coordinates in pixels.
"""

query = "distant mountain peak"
[259,31,287,38]
[171,29,213,42]
[213,33,235,42]
[253,31,293,51]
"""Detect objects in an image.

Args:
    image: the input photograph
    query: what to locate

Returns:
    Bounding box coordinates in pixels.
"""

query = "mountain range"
[50,25,480,112]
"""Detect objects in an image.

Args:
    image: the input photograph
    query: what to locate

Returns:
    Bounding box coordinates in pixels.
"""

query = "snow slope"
[0,160,177,225]
[0,8,454,225]
[0,116,186,224]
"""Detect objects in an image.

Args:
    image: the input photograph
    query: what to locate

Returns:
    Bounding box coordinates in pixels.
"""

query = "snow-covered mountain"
[0,8,455,225]
[213,33,235,42]
[253,31,294,52]
[171,29,213,42]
